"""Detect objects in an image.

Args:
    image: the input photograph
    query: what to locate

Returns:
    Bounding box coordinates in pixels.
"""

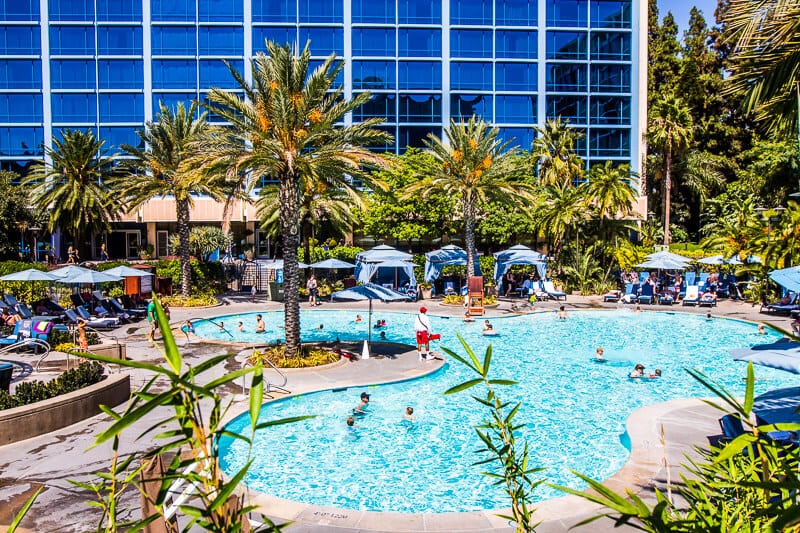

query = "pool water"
[213,310,794,514]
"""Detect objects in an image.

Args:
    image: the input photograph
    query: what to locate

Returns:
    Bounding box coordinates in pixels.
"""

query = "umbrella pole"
[368,299,373,348]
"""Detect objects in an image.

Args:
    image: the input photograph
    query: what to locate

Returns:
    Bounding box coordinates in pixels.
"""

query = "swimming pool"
[214,310,794,514]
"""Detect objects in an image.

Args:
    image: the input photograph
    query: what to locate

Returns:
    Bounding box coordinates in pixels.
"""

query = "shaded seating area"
[493,245,547,297]
[423,245,481,297]
[354,245,416,292]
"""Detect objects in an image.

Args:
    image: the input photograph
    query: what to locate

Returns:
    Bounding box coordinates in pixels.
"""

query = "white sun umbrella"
[636,257,691,271]
[698,255,725,265]
[0,268,58,282]
[49,265,93,279]
[102,265,155,278]
[59,270,123,284]
[645,250,692,265]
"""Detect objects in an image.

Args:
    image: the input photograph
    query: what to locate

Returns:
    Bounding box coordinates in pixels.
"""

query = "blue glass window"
[98,59,142,88]
[450,30,492,58]
[0,94,42,122]
[153,93,197,115]
[353,29,395,57]
[451,94,492,120]
[546,95,586,122]
[450,0,491,25]
[1,0,39,21]
[50,60,95,89]
[353,61,395,90]
[499,127,533,148]
[353,93,396,122]
[97,26,142,55]
[151,0,195,21]
[399,29,441,57]
[199,0,243,21]
[496,0,537,26]
[590,128,629,157]
[450,62,492,91]
[50,26,95,55]
[252,0,296,22]
[352,0,395,24]
[152,26,197,55]
[497,31,537,59]
[97,0,142,21]
[496,95,535,123]
[590,96,629,125]
[99,93,143,122]
[49,0,93,21]
[496,63,536,91]
[199,27,243,56]
[52,93,97,123]
[591,0,631,28]
[398,126,437,152]
[253,27,296,50]
[0,127,43,156]
[399,0,440,24]
[100,126,143,150]
[546,63,586,92]
[300,27,343,55]
[398,94,441,123]
[299,0,342,23]
[591,32,631,61]
[0,26,41,55]
[546,0,586,27]
[399,61,440,90]
[591,64,630,92]
[199,60,241,88]
[0,60,41,89]
[546,31,586,59]
[152,60,196,88]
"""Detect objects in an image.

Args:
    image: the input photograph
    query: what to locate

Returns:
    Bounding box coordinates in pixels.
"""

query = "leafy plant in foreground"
[443,335,545,532]
[73,296,313,532]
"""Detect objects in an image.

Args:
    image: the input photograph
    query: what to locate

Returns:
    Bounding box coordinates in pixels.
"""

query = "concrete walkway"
[0,294,794,531]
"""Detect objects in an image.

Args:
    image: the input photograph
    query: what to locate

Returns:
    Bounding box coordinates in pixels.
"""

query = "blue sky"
[657,0,719,31]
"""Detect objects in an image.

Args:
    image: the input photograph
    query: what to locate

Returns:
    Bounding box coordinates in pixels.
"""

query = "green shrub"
[160,292,218,307]
[154,259,225,295]
[0,361,105,411]
[0,261,50,303]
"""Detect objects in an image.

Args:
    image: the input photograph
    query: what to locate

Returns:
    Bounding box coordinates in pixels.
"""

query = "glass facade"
[0,0,642,168]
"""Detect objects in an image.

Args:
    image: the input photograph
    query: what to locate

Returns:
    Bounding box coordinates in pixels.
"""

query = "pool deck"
[0,294,795,532]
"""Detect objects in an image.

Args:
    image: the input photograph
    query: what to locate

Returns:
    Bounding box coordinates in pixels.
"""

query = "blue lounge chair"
[622,283,639,304]
[682,286,700,306]
[639,272,649,284]
[698,292,717,307]
[66,308,119,329]
[543,280,566,301]
[637,283,654,304]
[719,413,746,440]
[762,293,799,315]
[603,287,621,302]
[443,281,456,296]
[658,290,674,305]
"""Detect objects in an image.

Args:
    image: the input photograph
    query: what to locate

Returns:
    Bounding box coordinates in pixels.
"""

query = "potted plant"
[419,282,433,300]
[139,244,154,260]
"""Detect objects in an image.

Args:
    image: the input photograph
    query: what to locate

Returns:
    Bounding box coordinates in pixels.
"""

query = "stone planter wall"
[0,373,130,446]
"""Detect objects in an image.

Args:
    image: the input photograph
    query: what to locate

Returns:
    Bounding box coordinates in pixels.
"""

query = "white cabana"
[493,245,547,290]
[423,244,481,283]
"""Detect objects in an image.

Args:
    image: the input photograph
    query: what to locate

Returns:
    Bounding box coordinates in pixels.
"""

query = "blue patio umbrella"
[730,340,800,374]
[331,283,410,349]
[770,266,800,293]
[0,268,57,282]
[59,270,123,284]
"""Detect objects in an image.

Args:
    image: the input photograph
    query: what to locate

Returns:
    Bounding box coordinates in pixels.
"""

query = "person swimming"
[180,320,195,341]
[404,406,414,422]
[595,346,605,361]
[557,306,568,320]
[355,314,362,323]
[482,320,498,336]
[630,363,645,378]
[238,321,244,332]
[648,369,662,378]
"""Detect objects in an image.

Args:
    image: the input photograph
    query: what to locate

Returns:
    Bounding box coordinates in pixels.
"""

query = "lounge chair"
[638,283,654,304]
[603,289,621,303]
[658,290,675,305]
[698,292,717,307]
[110,297,145,318]
[3,294,19,308]
[622,283,639,304]
[517,279,533,298]
[66,308,119,329]
[543,281,566,301]
[762,293,799,315]
[534,281,550,301]
[443,281,456,296]
[719,413,746,441]
[682,286,700,306]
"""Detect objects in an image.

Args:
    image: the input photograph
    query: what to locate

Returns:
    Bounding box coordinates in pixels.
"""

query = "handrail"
[188,316,234,339]
[240,346,290,399]
[0,338,51,372]
[69,324,121,373]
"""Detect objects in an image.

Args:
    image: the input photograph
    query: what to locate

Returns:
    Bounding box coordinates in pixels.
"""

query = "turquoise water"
[213,310,794,514]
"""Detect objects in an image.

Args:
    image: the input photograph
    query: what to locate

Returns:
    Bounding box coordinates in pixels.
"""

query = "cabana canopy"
[493,245,547,288]
[770,265,800,293]
[423,245,481,283]
[355,245,416,286]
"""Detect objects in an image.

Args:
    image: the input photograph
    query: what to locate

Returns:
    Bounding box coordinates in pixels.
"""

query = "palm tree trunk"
[664,145,672,246]
[280,175,302,357]
[177,199,191,298]
[464,196,476,278]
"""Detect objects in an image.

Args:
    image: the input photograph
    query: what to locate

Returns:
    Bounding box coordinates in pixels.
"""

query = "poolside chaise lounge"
[543,280,566,301]
[682,286,700,306]
[698,292,717,307]
[109,297,146,318]
[762,293,799,315]
[637,283,654,305]
[658,290,675,305]
[719,413,747,441]
[622,283,639,304]
[603,289,621,302]
[72,307,120,328]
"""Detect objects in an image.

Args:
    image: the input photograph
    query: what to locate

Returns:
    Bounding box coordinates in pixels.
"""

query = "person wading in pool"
[255,314,265,333]
[414,306,436,361]
[353,392,370,415]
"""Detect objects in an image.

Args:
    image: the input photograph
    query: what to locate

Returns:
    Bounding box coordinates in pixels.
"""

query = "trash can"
[0,363,13,394]
[268,282,285,302]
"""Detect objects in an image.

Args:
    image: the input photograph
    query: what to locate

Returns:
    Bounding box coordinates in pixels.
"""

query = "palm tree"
[115,101,230,298]
[584,161,637,242]
[535,180,587,263]
[530,118,585,186]
[257,179,364,264]
[725,0,800,136]
[407,116,529,277]
[23,129,121,259]
[195,41,391,357]
[648,94,693,245]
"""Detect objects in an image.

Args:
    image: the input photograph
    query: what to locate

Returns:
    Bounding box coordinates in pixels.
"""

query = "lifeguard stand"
[467,276,484,316]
